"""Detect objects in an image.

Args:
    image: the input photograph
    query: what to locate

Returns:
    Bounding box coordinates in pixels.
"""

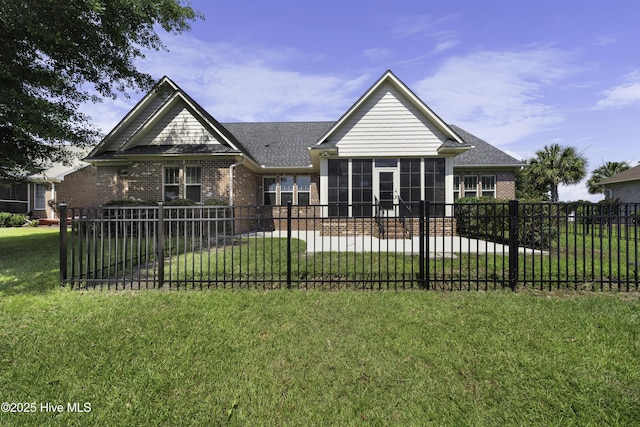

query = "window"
[263,176,311,205]
[453,176,461,200]
[263,177,277,205]
[185,166,202,203]
[280,176,294,205]
[352,159,372,217]
[375,158,397,168]
[328,159,349,216]
[34,184,46,210]
[463,175,478,198]
[297,176,311,205]
[164,167,180,202]
[481,175,496,198]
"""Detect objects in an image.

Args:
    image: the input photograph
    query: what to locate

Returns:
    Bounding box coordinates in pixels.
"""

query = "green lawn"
[1,227,639,425]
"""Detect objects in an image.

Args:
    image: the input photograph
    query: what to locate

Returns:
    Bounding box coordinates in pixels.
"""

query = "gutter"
[229,155,246,206]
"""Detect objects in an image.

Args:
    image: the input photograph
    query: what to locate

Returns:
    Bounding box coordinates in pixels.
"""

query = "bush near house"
[455,198,560,250]
[0,212,30,227]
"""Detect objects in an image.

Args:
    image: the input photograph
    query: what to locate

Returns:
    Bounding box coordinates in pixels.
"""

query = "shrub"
[0,212,28,227]
[454,198,560,250]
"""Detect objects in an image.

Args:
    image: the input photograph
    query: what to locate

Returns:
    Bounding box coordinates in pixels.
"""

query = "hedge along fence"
[454,199,562,250]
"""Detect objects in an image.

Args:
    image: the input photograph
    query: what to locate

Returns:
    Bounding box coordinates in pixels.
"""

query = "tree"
[587,161,631,195]
[526,143,588,202]
[515,165,549,201]
[0,0,202,181]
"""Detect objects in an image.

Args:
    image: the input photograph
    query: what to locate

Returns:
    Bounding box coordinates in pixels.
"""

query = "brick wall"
[56,165,98,208]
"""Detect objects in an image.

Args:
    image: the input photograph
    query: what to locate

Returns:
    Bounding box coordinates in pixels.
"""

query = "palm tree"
[587,161,631,195]
[526,143,588,202]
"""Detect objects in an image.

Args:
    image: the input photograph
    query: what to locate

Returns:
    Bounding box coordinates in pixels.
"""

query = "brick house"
[85,70,523,234]
[0,148,97,220]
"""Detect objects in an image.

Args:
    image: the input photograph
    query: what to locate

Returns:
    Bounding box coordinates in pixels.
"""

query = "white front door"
[374,169,398,216]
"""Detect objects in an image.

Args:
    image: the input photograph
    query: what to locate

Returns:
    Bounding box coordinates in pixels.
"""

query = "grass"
[2,228,640,425]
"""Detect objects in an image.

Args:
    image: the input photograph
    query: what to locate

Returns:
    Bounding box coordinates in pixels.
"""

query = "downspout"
[229,155,246,206]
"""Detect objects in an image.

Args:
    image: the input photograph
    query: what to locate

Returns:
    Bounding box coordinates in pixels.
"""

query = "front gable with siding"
[86,70,522,216]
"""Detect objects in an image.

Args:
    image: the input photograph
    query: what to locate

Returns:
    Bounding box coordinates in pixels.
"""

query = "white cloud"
[595,71,640,109]
[413,47,578,146]
[558,182,602,203]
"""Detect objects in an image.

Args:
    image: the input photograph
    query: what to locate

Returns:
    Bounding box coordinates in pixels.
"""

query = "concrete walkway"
[242,230,546,257]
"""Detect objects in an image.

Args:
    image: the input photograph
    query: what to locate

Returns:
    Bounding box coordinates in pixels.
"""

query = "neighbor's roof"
[599,163,640,185]
[449,125,524,167]
[29,147,91,182]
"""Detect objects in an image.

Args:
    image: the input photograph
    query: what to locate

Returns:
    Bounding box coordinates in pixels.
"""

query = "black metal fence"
[59,201,640,291]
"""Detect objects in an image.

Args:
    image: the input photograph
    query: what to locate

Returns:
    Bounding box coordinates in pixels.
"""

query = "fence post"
[508,200,519,290]
[286,201,292,289]
[157,202,165,288]
[59,203,68,285]
[418,200,426,289]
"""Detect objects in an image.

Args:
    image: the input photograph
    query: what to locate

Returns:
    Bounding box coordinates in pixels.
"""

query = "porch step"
[379,218,410,239]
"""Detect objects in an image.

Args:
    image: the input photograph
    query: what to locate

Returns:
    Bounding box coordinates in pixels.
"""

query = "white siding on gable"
[138,103,224,146]
[331,82,448,157]
[101,92,171,152]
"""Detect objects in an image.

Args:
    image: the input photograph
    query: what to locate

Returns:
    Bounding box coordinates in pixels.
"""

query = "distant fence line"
[59,201,640,291]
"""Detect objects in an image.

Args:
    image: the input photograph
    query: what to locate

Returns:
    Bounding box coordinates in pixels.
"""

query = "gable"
[329,82,448,156]
[133,101,226,147]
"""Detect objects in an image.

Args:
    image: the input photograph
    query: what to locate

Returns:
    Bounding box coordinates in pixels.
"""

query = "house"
[599,163,640,204]
[0,148,97,220]
[85,70,523,234]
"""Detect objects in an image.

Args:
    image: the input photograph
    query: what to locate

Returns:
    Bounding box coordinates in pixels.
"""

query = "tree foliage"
[0,0,202,181]
[525,143,588,202]
[587,161,631,195]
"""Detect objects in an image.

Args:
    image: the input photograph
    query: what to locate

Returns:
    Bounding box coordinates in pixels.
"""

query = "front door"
[376,170,398,215]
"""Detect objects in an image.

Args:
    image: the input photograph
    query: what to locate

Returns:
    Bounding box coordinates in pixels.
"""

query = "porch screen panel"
[351,159,372,217]
[424,159,445,216]
[327,159,348,217]
[400,159,421,213]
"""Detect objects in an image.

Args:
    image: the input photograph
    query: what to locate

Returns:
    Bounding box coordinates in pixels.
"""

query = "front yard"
[1,227,639,425]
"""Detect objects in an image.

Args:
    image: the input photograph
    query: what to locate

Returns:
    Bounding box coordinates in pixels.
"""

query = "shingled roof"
[218,122,522,169]
[599,163,640,185]
[222,122,334,167]
[449,125,524,167]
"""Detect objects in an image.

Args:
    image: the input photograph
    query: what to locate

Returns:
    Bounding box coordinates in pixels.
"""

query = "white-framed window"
[164,167,180,202]
[263,175,311,205]
[185,166,202,203]
[296,175,311,205]
[453,175,461,200]
[34,184,46,210]
[263,177,277,205]
[280,176,294,205]
[463,176,478,198]
[481,175,496,198]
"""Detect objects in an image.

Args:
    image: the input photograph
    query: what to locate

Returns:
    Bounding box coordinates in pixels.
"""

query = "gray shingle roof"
[222,122,334,167]
[449,125,524,167]
[218,122,523,169]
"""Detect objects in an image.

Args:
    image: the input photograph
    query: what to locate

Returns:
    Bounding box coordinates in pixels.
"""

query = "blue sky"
[84,0,640,201]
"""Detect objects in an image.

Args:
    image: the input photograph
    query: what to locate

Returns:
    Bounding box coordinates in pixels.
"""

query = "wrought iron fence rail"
[59,201,640,291]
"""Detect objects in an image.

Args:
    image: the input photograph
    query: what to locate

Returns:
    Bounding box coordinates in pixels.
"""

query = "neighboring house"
[0,149,97,220]
[599,163,640,204]
[85,70,523,233]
